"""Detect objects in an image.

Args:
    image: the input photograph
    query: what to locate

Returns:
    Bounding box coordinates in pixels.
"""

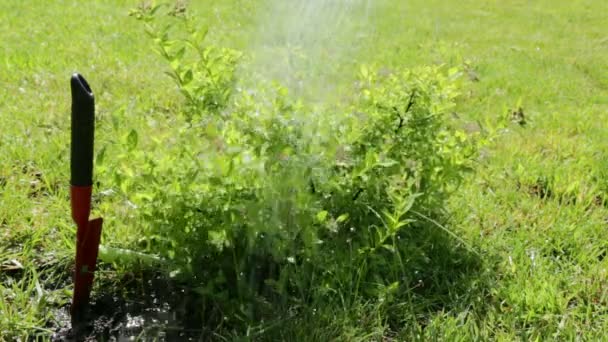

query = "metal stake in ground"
[70,73,103,320]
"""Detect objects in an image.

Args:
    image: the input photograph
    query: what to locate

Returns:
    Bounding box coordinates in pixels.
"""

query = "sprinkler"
[70,73,103,320]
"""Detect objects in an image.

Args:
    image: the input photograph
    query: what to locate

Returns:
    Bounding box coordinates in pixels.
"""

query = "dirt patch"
[51,272,208,341]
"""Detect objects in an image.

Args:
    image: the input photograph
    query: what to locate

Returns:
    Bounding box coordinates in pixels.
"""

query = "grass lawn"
[1,0,607,340]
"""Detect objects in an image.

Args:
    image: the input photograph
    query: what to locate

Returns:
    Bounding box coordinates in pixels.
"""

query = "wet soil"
[51,272,209,341]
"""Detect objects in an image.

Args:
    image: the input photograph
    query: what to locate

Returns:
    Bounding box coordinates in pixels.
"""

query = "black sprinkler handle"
[70,73,95,187]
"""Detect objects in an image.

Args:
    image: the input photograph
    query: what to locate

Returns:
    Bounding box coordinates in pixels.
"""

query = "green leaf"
[170,47,186,70]
[365,150,377,168]
[182,69,193,85]
[96,145,106,166]
[316,210,329,223]
[208,230,230,251]
[381,244,395,253]
[336,214,349,223]
[127,129,138,151]
[149,4,164,16]
[164,70,180,83]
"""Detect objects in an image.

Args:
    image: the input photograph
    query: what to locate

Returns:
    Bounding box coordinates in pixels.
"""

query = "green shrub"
[106,2,479,331]
[130,2,241,120]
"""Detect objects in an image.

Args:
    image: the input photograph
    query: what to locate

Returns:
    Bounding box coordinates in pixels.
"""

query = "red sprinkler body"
[70,74,103,319]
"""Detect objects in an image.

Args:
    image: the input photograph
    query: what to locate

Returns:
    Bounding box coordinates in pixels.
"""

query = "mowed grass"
[1,0,607,340]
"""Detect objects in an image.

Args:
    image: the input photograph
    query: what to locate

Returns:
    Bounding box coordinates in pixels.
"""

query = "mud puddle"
[51,272,208,341]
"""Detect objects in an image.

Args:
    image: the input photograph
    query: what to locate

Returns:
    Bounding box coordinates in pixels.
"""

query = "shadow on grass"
[274,221,491,341]
[397,221,489,323]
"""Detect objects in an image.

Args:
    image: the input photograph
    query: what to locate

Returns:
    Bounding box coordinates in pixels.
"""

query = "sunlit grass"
[1,0,607,340]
